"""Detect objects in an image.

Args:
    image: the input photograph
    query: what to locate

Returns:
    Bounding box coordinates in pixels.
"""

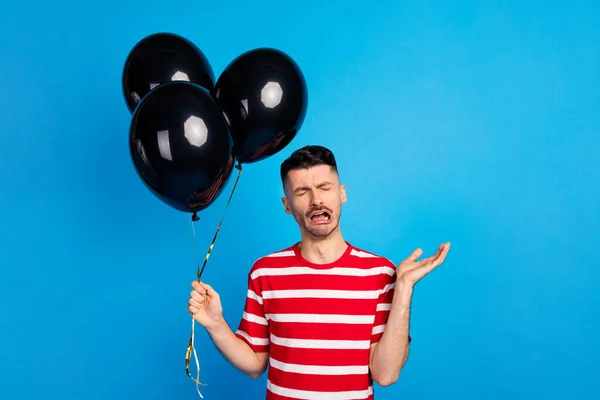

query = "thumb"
[407,248,423,262]
[200,282,218,297]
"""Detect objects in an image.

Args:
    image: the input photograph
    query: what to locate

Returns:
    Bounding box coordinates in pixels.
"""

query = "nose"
[310,190,323,207]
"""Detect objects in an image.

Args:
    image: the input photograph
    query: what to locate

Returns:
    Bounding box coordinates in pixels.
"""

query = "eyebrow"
[293,181,333,193]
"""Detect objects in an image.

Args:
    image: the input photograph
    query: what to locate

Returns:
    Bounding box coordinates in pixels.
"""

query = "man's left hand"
[396,242,450,286]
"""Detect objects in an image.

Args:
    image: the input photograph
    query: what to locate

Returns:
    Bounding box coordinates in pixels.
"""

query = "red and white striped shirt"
[235,241,410,399]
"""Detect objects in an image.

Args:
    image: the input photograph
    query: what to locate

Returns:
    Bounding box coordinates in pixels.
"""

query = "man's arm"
[189,277,271,379]
[205,316,269,378]
[369,281,412,386]
[370,243,450,386]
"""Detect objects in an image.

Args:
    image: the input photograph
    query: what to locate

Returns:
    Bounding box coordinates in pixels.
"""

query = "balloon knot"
[191,213,200,222]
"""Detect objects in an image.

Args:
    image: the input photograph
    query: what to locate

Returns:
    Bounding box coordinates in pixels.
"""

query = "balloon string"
[185,162,243,397]
[195,162,244,281]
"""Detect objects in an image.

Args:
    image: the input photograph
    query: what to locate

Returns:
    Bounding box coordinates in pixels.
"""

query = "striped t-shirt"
[235,241,409,400]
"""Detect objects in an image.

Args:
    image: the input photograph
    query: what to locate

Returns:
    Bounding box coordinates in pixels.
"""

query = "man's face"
[282,165,346,239]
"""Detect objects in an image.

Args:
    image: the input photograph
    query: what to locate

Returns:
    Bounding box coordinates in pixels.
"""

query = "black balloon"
[214,48,308,164]
[129,81,234,214]
[122,32,215,113]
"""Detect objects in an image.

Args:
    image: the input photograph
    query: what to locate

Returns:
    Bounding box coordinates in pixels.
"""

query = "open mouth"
[309,210,331,222]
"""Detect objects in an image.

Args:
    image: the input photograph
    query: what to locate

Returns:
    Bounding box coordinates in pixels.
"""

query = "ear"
[340,184,347,204]
[281,197,292,214]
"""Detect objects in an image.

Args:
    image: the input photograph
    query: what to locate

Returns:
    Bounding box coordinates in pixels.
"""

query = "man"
[188,145,450,399]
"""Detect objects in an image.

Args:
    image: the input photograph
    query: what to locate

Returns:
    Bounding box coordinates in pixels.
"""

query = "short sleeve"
[371,263,412,345]
[235,272,270,353]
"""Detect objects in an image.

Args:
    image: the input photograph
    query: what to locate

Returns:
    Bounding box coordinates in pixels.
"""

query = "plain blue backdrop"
[1,1,599,399]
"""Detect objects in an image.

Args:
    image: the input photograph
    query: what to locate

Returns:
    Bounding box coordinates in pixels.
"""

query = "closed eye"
[293,187,310,196]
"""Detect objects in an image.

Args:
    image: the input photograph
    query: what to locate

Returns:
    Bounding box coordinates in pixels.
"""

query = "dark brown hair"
[280,145,338,184]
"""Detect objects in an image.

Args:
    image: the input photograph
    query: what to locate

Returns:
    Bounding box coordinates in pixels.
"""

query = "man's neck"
[298,232,348,265]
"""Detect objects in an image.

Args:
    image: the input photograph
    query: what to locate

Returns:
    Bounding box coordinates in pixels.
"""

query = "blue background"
[1,1,599,399]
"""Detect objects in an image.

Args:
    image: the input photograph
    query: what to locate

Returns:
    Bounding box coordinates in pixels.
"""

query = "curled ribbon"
[185,163,243,398]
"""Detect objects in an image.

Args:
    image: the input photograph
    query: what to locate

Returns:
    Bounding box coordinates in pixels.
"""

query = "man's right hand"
[187,280,269,379]
[188,281,223,329]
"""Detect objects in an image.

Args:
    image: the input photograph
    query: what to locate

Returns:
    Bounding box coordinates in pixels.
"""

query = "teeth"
[311,212,329,220]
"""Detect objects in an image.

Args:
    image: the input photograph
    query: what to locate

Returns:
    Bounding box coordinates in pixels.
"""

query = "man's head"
[280,145,346,239]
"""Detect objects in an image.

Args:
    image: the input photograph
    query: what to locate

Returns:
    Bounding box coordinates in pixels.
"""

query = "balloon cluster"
[122,32,308,397]
[123,32,308,216]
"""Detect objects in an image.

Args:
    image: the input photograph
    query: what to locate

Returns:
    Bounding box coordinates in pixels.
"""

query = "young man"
[188,145,450,399]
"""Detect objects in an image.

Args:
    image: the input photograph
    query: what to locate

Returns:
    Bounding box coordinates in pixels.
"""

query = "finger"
[415,252,439,269]
[431,245,445,266]
[192,281,206,295]
[424,243,447,266]
[188,305,199,315]
[436,242,450,265]
[423,245,449,272]
[433,243,445,258]
[433,242,451,262]
[192,280,206,292]
[189,298,202,309]
[200,282,219,297]
[190,290,205,303]
[407,248,423,262]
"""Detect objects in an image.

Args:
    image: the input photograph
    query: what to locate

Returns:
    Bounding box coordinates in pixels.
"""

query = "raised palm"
[396,242,450,286]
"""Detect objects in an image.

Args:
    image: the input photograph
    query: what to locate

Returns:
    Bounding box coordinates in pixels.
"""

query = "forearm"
[371,281,412,385]
[206,317,265,377]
